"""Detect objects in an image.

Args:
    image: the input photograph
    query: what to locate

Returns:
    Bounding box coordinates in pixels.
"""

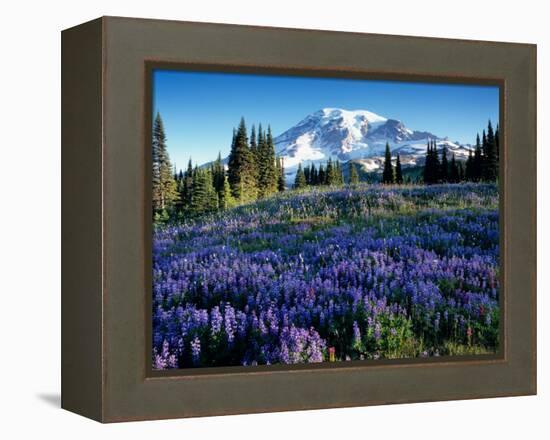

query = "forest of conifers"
[152,113,499,221]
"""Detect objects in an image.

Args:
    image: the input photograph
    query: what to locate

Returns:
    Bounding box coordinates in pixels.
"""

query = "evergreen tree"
[256,125,277,197]
[190,166,205,214]
[152,112,179,211]
[190,168,219,215]
[250,124,258,163]
[424,140,441,184]
[495,124,500,178]
[423,140,432,184]
[433,141,441,182]
[255,125,265,196]
[310,163,318,186]
[255,125,264,191]
[382,143,394,184]
[277,157,286,192]
[473,133,483,181]
[304,164,311,185]
[440,146,449,182]
[395,154,403,184]
[326,158,334,185]
[182,158,194,207]
[482,120,497,181]
[294,163,307,189]
[318,164,326,185]
[174,168,184,212]
[212,152,226,207]
[275,156,282,191]
[205,169,219,212]
[465,149,474,181]
[265,126,278,194]
[227,118,258,202]
[335,160,344,185]
[349,162,359,185]
[450,153,459,183]
[219,175,236,210]
[457,161,464,182]
[152,117,162,208]
[481,130,487,179]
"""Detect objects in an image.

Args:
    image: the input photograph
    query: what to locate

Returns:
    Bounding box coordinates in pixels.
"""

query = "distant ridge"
[273,108,472,175]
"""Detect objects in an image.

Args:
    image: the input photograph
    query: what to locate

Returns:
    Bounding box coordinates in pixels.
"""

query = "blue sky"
[153,69,499,168]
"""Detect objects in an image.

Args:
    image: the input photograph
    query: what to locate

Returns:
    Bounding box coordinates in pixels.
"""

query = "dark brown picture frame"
[62,16,536,422]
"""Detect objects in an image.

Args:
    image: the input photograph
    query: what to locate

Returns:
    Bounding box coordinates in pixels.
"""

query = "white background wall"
[0,0,546,437]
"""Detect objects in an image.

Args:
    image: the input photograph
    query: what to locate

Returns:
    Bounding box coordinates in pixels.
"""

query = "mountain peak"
[316,107,388,124]
[272,108,466,172]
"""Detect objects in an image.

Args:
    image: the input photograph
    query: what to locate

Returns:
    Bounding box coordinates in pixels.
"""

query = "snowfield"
[272,108,473,179]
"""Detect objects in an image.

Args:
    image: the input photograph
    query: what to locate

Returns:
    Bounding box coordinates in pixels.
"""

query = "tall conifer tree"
[180,158,194,209]
[152,112,179,211]
[423,140,432,184]
[457,162,464,182]
[294,164,306,189]
[304,165,311,185]
[310,163,318,186]
[227,118,258,202]
[495,123,500,178]
[190,166,205,214]
[483,120,497,181]
[474,133,483,181]
[212,152,226,206]
[250,124,257,163]
[395,154,403,184]
[219,175,235,209]
[382,143,394,184]
[335,160,344,185]
[440,146,449,182]
[318,164,326,185]
[190,168,217,214]
[325,158,334,185]
[265,126,278,194]
[450,154,459,183]
[465,149,474,181]
[277,157,286,192]
[349,162,359,185]
[433,141,441,182]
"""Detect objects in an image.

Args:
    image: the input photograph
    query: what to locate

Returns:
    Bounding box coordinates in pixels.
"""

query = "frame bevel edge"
[61,16,105,422]
[102,15,537,49]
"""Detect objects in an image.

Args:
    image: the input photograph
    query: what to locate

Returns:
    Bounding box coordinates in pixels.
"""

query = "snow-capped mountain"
[274,108,472,174]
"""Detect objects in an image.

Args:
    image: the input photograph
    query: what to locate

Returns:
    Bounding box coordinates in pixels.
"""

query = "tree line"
[422,141,465,184]
[227,117,285,203]
[293,158,346,189]
[152,114,286,221]
[464,120,499,182]
[381,120,499,185]
[424,120,499,184]
[153,112,500,221]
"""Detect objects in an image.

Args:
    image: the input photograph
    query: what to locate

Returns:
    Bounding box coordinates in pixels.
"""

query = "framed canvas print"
[62,16,536,422]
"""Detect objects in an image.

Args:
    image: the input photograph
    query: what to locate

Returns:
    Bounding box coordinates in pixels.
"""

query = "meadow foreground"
[153,183,499,369]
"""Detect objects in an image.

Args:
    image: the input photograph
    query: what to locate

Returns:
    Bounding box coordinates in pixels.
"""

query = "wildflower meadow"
[152,183,499,369]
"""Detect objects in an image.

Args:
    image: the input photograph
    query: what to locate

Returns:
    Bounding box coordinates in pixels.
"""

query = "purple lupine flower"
[210,306,223,336]
[153,340,178,369]
[353,321,361,347]
[152,183,499,368]
[190,336,201,365]
[374,322,382,342]
[224,303,236,344]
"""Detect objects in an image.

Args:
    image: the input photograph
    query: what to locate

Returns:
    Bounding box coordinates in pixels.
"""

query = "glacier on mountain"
[273,108,472,175]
